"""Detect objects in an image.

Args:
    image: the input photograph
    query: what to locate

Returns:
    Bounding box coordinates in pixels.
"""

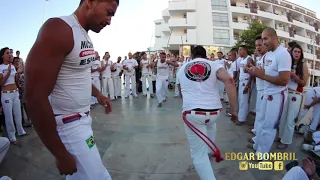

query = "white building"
[154,0,320,86]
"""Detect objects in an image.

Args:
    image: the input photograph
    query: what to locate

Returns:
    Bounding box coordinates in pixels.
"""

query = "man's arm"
[24,18,73,160]
[259,71,290,86]
[217,68,237,114]
[167,60,178,67]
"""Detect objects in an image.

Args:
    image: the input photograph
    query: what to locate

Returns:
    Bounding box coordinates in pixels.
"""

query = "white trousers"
[249,85,257,112]
[253,91,288,155]
[125,74,136,97]
[55,114,111,180]
[298,88,314,120]
[0,137,9,163]
[218,81,224,99]
[279,92,302,144]
[252,90,264,135]
[282,166,308,180]
[112,76,121,97]
[168,71,174,84]
[156,78,169,103]
[174,75,180,97]
[184,112,220,180]
[102,76,114,100]
[91,77,101,105]
[310,104,320,131]
[141,74,153,95]
[2,91,25,142]
[238,79,250,122]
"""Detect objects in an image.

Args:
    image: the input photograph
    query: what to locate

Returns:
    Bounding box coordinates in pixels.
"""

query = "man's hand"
[302,157,316,177]
[97,94,112,114]
[56,152,77,176]
[248,66,264,78]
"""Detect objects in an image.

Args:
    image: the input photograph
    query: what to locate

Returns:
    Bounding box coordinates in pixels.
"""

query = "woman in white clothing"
[0,47,26,145]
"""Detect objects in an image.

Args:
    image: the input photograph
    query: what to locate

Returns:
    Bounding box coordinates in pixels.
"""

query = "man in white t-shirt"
[215,52,226,101]
[112,56,123,99]
[174,56,184,97]
[101,52,115,101]
[248,27,291,157]
[152,52,178,107]
[123,52,138,98]
[176,46,238,180]
[139,52,154,97]
[91,52,102,105]
[248,35,268,135]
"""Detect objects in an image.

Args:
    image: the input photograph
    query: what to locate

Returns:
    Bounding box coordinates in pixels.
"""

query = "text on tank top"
[239,55,250,80]
[157,60,169,79]
[51,15,95,115]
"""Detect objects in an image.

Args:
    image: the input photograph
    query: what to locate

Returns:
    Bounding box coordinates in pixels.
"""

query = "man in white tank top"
[225,49,239,116]
[215,52,226,101]
[176,46,238,180]
[139,52,154,97]
[24,1,119,179]
[248,35,268,140]
[112,56,123,98]
[152,52,178,107]
[235,45,254,125]
[247,28,291,158]
[174,56,184,97]
[123,52,138,98]
[91,52,102,105]
[101,52,115,101]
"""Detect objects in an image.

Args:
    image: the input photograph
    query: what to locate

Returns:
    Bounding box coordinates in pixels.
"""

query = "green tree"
[234,20,268,55]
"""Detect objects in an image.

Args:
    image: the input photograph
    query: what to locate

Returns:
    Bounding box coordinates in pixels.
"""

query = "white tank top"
[255,54,266,91]
[101,60,113,77]
[51,15,95,115]
[141,59,151,75]
[239,55,250,80]
[0,64,16,86]
[91,60,101,77]
[156,60,169,80]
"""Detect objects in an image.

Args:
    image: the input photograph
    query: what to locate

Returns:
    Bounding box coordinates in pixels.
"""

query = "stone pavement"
[0,91,312,180]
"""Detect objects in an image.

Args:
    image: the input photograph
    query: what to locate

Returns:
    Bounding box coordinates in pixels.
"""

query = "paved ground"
[0,90,312,180]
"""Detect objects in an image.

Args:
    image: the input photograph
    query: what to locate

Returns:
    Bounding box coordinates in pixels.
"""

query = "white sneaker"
[302,144,313,151]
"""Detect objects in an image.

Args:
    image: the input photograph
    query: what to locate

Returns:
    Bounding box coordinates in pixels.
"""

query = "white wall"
[195,0,214,45]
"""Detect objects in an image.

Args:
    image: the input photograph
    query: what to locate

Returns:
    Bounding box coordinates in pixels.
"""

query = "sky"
[0,0,319,60]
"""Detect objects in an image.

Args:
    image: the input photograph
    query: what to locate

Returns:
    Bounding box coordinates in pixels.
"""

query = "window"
[211,0,227,11]
[213,29,230,44]
[212,13,229,27]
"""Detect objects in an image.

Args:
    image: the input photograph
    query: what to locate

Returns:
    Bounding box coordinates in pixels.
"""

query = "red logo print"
[267,95,273,101]
[190,64,205,76]
[185,61,211,82]
[242,83,245,86]
[292,97,297,102]
[79,50,95,57]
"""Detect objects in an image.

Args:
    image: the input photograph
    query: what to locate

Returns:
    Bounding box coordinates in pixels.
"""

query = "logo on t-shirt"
[184,61,211,82]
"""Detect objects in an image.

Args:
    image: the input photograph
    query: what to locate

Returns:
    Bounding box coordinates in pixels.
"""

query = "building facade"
[154,0,320,86]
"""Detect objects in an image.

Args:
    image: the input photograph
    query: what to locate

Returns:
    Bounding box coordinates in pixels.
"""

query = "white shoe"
[302,144,313,151]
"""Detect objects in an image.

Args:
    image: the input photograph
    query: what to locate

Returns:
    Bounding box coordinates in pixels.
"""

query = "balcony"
[161,23,170,35]
[162,9,170,21]
[168,0,196,15]
[276,29,290,38]
[168,18,196,29]
[230,6,250,14]
[231,22,249,30]
[294,34,310,44]
[155,26,162,38]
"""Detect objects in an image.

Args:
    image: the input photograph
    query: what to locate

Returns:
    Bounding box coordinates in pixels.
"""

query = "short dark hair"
[160,52,166,56]
[16,50,20,53]
[191,46,207,58]
[230,48,238,52]
[217,51,223,55]
[13,57,20,63]
[288,41,298,48]
[80,0,120,5]
[255,35,262,40]
[239,45,247,50]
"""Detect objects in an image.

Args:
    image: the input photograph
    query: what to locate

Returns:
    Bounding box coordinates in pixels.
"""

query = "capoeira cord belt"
[182,110,224,163]
[273,89,287,129]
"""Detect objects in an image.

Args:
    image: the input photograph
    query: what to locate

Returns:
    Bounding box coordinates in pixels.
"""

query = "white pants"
[0,137,9,163]
[310,103,320,131]
[125,74,136,97]
[184,111,220,180]
[253,91,288,155]
[141,74,153,95]
[252,90,263,135]
[174,75,180,97]
[168,71,174,84]
[156,78,169,103]
[298,88,314,121]
[218,81,224,99]
[2,91,25,142]
[279,92,302,144]
[112,76,121,97]
[238,79,250,122]
[282,166,308,180]
[249,85,257,112]
[102,76,114,100]
[55,114,111,180]
[91,77,101,105]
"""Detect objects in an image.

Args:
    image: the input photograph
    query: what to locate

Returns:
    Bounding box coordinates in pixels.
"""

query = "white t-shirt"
[228,61,237,78]
[215,59,225,68]
[141,59,151,75]
[0,64,16,86]
[112,62,122,77]
[263,45,291,95]
[239,56,250,80]
[101,59,113,77]
[177,58,223,111]
[176,62,183,74]
[255,54,267,91]
[123,58,138,76]
[91,60,101,77]
[156,60,170,80]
